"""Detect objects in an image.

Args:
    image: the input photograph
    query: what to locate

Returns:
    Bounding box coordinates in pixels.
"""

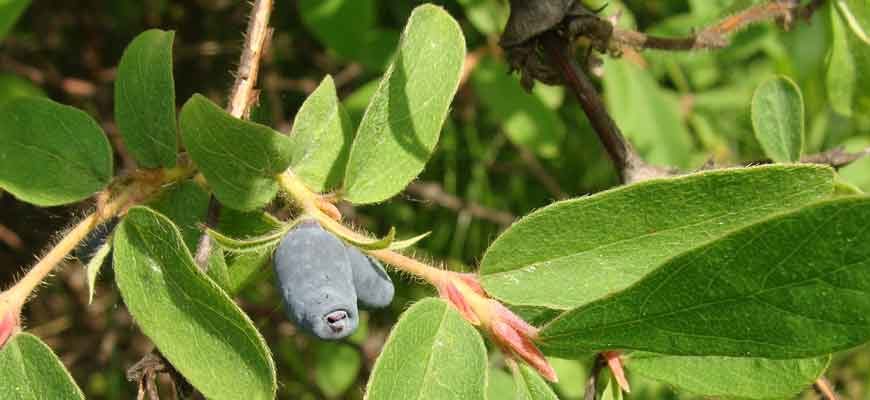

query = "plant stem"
[276,171,448,286]
[227,0,274,119]
[0,164,195,317]
[540,32,640,183]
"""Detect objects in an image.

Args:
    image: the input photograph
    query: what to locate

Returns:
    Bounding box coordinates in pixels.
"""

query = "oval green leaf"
[288,75,353,192]
[0,333,85,400]
[751,76,804,163]
[179,94,293,210]
[343,4,465,204]
[626,353,829,399]
[114,29,178,168]
[0,97,113,206]
[480,165,834,313]
[113,206,276,400]
[539,196,870,359]
[365,298,487,400]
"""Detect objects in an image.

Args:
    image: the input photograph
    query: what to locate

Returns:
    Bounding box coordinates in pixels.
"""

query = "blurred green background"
[1,0,868,398]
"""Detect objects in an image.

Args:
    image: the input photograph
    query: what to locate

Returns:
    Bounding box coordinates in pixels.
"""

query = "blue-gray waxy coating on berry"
[273,221,359,340]
[346,245,394,309]
[74,218,119,266]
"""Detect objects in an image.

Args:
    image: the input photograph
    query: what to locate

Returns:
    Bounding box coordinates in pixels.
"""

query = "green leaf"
[207,225,287,254]
[314,342,362,398]
[0,97,113,206]
[365,298,487,400]
[298,0,398,70]
[288,75,353,192]
[512,363,559,400]
[338,226,396,250]
[86,240,112,304]
[217,209,283,294]
[751,76,805,163]
[0,0,30,40]
[487,368,516,400]
[627,353,828,399]
[0,73,44,105]
[113,207,276,399]
[836,0,870,44]
[206,246,232,293]
[342,4,465,204]
[388,231,431,250]
[827,1,870,117]
[480,165,833,312]
[471,56,565,159]
[539,196,870,359]
[179,94,293,211]
[0,333,85,400]
[114,29,178,168]
[603,58,694,168]
[147,181,210,250]
[599,375,623,400]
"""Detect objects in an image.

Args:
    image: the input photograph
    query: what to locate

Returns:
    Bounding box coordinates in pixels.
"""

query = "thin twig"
[194,0,274,270]
[814,377,839,400]
[607,0,829,52]
[0,223,23,251]
[584,353,606,400]
[405,182,516,226]
[540,32,643,183]
[227,0,274,119]
[514,143,570,199]
[800,146,870,169]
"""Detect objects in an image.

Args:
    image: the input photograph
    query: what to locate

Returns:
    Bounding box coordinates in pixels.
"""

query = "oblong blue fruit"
[273,220,359,340]
[346,245,394,309]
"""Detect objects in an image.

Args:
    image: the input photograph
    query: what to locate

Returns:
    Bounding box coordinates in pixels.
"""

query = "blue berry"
[346,245,394,309]
[273,221,359,340]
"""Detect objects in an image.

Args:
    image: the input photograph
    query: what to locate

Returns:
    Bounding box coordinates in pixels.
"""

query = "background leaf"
[0,333,85,400]
[113,207,276,400]
[314,342,362,398]
[298,0,398,70]
[539,197,870,359]
[471,56,565,159]
[0,97,112,206]
[751,76,805,163]
[626,353,829,399]
[836,0,870,44]
[114,29,178,168]
[342,4,465,204]
[0,73,43,105]
[603,57,695,168]
[0,0,29,40]
[288,75,353,192]
[365,298,487,400]
[827,1,870,117]
[179,94,293,210]
[480,166,833,314]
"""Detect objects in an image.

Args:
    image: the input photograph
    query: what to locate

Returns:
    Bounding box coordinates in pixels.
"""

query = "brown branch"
[584,353,607,400]
[604,0,829,52]
[405,182,516,227]
[193,0,274,271]
[814,377,839,400]
[226,0,274,119]
[800,146,870,169]
[540,32,646,183]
